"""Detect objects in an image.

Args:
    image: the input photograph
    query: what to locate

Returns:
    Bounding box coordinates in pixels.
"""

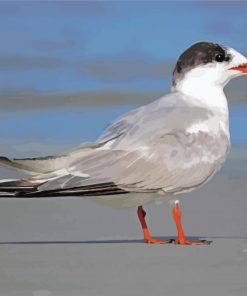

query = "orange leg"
[137,206,167,244]
[172,201,210,245]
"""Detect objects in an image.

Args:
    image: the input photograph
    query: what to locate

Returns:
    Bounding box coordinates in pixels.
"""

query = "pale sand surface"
[0,239,247,296]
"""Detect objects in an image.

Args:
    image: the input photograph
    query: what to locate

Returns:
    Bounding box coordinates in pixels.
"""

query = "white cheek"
[228,47,247,67]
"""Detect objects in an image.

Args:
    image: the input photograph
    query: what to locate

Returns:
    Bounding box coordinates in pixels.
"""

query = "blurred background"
[0,1,246,241]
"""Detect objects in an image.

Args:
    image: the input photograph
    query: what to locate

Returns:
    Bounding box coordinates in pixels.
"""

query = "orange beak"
[229,63,247,73]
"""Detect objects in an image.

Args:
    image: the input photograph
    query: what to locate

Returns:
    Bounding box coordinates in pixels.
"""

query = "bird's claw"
[168,239,212,245]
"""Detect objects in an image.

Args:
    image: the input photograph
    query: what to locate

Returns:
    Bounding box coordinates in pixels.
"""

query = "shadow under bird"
[0,41,247,245]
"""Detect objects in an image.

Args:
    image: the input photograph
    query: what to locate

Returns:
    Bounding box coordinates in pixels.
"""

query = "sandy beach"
[0,239,246,296]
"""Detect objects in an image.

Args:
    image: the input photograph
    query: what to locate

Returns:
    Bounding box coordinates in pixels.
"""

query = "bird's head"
[172,41,247,92]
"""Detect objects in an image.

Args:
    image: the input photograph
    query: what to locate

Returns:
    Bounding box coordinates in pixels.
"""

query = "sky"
[0,1,247,157]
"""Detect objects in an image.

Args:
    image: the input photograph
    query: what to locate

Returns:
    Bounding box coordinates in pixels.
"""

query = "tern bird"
[0,41,247,245]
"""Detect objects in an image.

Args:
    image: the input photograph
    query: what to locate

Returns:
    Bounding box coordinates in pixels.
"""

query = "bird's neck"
[172,77,230,138]
[172,77,229,114]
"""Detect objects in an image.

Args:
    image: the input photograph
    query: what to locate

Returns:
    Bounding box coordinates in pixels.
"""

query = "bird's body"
[0,41,246,244]
[78,90,230,207]
[0,90,230,208]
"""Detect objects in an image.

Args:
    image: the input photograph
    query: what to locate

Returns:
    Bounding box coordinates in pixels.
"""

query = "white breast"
[186,111,229,140]
[174,74,230,140]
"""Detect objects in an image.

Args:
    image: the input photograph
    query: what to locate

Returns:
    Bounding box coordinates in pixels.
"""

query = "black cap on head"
[173,41,229,86]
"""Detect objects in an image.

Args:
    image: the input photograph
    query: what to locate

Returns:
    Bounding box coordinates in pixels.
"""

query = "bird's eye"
[215,54,225,62]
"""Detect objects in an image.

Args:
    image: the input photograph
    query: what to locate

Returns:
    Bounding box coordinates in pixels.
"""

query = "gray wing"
[0,142,104,175]
[67,92,229,193]
[68,132,229,194]
[97,105,146,143]
[97,92,182,144]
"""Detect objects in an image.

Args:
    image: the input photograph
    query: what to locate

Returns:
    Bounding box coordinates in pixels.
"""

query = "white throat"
[172,69,229,114]
[172,70,230,138]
